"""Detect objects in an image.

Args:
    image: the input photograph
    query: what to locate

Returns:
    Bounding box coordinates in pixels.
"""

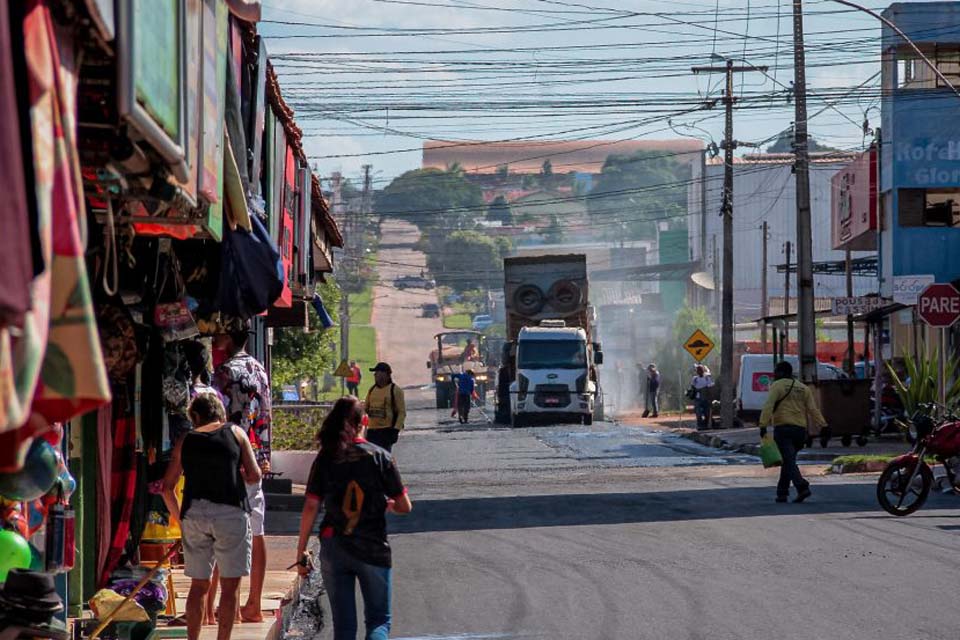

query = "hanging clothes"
[99,390,137,588]
[0,0,110,470]
[0,1,35,328]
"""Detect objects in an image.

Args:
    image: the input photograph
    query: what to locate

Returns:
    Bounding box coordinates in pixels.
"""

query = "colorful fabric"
[0,1,110,469]
[213,351,271,464]
[100,397,138,587]
[0,1,34,328]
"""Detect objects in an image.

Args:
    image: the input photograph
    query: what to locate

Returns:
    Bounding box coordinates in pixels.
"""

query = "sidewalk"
[618,410,910,464]
[167,536,301,640]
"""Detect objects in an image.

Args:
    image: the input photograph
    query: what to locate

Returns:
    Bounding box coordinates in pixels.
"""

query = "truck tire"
[513,285,544,316]
[511,412,526,428]
[547,279,583,313]
[583,414,593,426]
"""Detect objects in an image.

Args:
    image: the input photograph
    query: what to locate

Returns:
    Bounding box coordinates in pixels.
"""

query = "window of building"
[895,47,960,90]
[899,188,960,226]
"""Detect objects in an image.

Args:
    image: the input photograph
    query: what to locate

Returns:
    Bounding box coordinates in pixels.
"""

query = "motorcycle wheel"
[876,459,933,516]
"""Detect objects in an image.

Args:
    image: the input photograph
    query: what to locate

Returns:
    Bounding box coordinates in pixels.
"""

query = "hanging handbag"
[217,214,283,319]
[153,252,199,342]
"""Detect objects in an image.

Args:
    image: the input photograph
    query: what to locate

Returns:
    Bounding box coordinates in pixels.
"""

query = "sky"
[257,0,901,188]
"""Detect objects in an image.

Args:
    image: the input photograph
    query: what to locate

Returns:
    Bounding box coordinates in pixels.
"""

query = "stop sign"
[917,283,960,327]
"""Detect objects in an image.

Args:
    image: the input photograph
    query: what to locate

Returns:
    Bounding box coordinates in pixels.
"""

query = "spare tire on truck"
[547,279,583,313]
[513,284,545,316]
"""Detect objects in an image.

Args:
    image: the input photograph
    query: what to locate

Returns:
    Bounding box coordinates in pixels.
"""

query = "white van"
[736,354,848,423]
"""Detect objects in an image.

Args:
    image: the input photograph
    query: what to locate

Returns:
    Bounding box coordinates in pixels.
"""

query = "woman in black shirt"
[295,397,412,640]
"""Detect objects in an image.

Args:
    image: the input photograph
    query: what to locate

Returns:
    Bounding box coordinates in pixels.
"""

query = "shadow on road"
[385,484,960,534]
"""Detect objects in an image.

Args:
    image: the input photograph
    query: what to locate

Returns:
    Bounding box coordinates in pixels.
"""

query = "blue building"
[878,2,960,356]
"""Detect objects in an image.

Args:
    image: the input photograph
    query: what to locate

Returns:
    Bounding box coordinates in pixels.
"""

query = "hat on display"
[370,362,392,374]
[0,569,68,639]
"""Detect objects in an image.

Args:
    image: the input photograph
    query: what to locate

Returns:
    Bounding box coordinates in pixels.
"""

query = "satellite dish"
[690,271,715,291]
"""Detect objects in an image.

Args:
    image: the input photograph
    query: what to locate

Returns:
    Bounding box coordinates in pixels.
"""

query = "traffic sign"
[917,283,960,328]
[683,329,715,362]
[333,359,352,377]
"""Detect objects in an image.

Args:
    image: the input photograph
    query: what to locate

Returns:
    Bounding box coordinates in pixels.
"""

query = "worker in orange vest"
[346,360,362,396]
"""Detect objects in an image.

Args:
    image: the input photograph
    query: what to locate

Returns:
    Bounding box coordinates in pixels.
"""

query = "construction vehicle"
[495,255,603,427]
[427,330,491,409]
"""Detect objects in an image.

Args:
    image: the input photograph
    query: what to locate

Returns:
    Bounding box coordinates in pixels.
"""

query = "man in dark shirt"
[454,370,476,424]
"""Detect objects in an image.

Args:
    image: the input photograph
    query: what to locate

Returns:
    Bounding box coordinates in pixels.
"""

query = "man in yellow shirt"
[759,360,828,503]
[364,362,406,452]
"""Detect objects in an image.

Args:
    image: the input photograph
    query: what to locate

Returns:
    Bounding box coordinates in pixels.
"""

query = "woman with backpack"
[295,397,413,640]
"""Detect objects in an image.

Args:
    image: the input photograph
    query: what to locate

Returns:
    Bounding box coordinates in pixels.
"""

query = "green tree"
[586,150,690,241]
[487,195,513,225]
[374,167,483,233]
[766,129,839,153]
[541,159,553,177]
[270,279,341,399]
[428,230,502,292]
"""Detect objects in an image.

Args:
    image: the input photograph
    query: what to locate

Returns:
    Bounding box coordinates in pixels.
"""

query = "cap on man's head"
[648,363,657,370]
[370,362,392,374]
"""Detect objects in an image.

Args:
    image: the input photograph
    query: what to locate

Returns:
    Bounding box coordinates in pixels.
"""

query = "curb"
[829,460,889,474]
[680,430,839,462]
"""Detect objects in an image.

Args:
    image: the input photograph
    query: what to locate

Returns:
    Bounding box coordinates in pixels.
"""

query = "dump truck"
[427,330,491,409]
[494,255,602,427]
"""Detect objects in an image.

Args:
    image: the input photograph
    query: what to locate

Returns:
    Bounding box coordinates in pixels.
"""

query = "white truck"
[494,255,603,427]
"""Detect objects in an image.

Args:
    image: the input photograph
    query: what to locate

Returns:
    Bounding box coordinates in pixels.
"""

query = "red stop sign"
[917,283,960,327]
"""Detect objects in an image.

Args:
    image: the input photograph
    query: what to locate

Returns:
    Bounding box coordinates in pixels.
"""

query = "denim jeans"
[773,425,810,498]
[694,397,711,429]
[366,428,399,452]
[457,393,471,422]
[645,389,660,415]
[320,537,392,640]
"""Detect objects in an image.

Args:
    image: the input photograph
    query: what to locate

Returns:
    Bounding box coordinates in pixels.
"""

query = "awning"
[853,302,909,323]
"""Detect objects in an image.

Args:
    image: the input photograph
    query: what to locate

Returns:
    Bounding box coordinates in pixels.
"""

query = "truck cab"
[509,322,600,427]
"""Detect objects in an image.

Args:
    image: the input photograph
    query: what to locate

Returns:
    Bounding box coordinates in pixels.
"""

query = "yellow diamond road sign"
[333,359,352,377]
[683,329,714,362]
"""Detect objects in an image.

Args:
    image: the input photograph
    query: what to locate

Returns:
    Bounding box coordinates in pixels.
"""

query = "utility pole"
[761,221,769,353]
[783,240,792,351]
[692,59,767,430]
[712,235,719,326]
[845,247,855,376]
[792,0,817,383]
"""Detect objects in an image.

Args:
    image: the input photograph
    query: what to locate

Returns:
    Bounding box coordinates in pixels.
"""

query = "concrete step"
[265,492,306,512]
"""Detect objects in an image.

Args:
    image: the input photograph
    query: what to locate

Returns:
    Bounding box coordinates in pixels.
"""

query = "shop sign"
[893,274,935,305]
[831,296,885,316]
[831,148,877,251]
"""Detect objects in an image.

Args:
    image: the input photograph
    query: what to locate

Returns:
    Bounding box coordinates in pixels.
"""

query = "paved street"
[270,395,960,640]
[263,216,960,640]
[372,219,444,387]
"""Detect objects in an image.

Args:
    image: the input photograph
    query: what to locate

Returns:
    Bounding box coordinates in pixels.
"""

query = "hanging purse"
[153,252,200,342]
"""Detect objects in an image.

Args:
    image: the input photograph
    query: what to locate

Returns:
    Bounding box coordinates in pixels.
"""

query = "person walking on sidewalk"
[162,392,261,640]
[212,323,271,623]
[296,397,413,640]
[346,360,362,396]
[642,364,661,418]
[689,365,714,430]
[759,360,828,503]
[364,363,406,452]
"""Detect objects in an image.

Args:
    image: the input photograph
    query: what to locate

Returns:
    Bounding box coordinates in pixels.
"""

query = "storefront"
[0,1,341,635]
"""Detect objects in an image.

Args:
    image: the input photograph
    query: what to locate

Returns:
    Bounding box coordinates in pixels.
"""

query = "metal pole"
[784,240,791,350]
[712,235,720,326]
[761,221,769,352]
[845,248,855,375]
[792,0,818,384]
[941,327,947,407]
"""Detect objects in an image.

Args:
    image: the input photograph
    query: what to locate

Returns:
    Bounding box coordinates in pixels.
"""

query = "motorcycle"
[877,404,960,516]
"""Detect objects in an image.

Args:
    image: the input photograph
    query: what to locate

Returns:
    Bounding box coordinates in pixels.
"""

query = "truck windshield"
[518,340,586,369]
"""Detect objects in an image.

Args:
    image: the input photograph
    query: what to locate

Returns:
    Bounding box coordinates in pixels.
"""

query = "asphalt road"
[283,228,960,639]
[271,396,960,640]
[372,219,444,387]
